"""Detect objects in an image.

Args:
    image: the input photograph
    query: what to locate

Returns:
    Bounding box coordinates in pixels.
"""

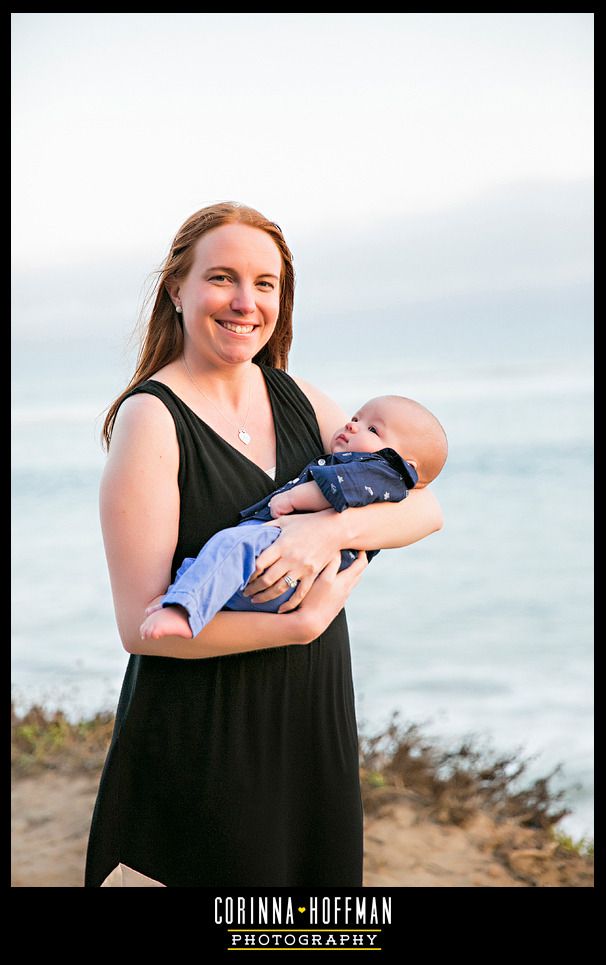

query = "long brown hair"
[102,202,295,450]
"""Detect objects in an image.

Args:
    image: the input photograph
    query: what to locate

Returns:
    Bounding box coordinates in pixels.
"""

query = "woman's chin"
[212,331,271,365]
[220,349,259,365]
[213,342,259,365]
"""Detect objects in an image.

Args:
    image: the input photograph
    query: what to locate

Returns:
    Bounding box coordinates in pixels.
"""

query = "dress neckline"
[146,365,281,484]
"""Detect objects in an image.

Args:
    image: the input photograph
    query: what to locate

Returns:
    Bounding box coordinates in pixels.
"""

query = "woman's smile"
[215,319,259,335]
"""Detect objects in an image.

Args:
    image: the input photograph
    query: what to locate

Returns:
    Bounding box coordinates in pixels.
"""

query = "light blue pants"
[161,520,295,637]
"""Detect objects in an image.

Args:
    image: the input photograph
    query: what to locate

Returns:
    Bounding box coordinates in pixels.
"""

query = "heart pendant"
[238,429,251,445]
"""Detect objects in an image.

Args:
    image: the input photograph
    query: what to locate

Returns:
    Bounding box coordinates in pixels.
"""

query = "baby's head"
[330,395,448,488]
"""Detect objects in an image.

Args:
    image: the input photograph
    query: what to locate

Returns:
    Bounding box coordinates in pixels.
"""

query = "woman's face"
[172,223,283,367]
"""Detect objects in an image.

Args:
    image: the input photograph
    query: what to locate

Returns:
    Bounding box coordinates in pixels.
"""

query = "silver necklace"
[182,357,253,445]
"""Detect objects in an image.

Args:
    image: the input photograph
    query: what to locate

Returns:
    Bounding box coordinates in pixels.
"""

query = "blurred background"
[12,14,593,841]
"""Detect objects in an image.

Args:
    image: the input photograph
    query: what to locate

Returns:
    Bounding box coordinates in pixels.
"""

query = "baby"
[140,394,448,641]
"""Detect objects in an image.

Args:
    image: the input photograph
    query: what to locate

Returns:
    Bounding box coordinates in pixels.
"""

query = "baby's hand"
[269,492,296,518]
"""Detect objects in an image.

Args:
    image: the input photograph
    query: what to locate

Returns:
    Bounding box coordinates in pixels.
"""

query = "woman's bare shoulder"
[289,373,347,450]
[112,388,174,430]
[108,388,178,463]
[289,373,347,417]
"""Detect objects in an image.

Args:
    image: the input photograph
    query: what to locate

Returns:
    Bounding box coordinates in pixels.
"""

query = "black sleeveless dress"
[84,364,364,887]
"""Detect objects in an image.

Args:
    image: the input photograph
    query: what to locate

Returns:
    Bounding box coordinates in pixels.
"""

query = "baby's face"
[330,399,405,455]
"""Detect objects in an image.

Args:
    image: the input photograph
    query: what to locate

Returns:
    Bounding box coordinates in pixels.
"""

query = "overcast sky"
[11,13,593,338]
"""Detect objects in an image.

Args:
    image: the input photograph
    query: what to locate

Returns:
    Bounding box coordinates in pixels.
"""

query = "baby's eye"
[368,426,378,434]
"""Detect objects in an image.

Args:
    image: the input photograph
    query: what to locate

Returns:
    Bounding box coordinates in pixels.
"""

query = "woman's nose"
[230,283,256,315]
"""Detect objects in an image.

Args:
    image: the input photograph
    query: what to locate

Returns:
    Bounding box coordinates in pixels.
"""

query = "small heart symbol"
[298,906,306,913]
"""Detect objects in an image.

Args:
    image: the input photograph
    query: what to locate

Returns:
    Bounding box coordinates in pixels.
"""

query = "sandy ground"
[11,771,593,888]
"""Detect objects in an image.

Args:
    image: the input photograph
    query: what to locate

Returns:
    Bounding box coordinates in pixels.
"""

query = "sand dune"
[11,770,592,888]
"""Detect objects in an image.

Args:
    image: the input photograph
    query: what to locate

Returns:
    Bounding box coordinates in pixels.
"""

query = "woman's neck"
[180,352,257,407]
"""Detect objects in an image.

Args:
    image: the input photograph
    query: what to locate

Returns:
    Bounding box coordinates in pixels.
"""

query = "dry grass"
[11,700,593,872]
[11,701,115,777]
[359,710,593,860]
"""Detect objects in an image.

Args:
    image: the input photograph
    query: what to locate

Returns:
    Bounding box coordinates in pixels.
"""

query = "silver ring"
[283,575,298,589]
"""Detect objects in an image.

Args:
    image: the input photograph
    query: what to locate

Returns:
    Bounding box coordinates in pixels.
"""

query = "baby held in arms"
[139,395,448,641]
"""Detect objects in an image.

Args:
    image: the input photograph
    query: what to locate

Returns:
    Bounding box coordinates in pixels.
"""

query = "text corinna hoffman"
[214,896,392,926]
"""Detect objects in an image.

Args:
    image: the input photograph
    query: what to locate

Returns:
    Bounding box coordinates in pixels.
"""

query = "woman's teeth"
[217,320,255,334]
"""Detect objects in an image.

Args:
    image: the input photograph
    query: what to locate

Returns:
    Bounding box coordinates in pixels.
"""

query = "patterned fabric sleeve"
[308,459,417,513]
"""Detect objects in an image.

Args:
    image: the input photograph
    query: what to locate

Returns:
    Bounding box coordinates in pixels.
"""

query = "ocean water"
[12,315,593,842]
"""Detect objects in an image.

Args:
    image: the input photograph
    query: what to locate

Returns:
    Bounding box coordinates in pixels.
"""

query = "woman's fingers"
[245,538,314,602]
[244,561,285,600]
[243,526,368,609]
[323,553,343,579]
[277,574,316,613]
[344,550,368,584]
[244,534,283,594]
[279,553,343,613]
[247,562,296,604]
[324,551,367,594]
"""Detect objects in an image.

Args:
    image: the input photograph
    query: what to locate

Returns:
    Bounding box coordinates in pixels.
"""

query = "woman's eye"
[210,276,274,289]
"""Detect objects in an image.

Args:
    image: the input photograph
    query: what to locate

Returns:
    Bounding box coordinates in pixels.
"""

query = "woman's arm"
[333,486,443,549]
[289,373,444,539]
[244,375,443,610]
[100,392,363,658]
[246,489,442,611]
[129,553,367,658]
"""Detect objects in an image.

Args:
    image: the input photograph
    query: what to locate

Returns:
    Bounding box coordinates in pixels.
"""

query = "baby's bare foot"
[140,605,192,640]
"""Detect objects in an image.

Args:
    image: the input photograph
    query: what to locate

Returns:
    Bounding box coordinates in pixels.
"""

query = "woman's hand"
[242,509,343,613]
[293,551,369,643]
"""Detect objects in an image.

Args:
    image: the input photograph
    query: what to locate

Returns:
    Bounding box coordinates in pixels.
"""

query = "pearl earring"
[176,306,182,313]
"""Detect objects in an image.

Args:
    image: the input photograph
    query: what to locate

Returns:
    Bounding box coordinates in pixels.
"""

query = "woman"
[84,202,443,887]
